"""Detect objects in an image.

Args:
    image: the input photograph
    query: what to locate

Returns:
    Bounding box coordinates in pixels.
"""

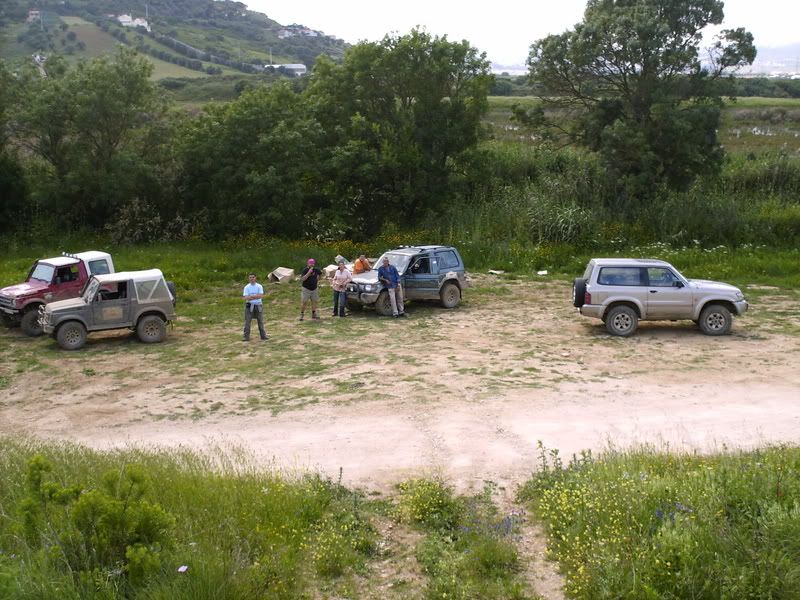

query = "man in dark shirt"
[377,257,406,318]
[299,258,322,320]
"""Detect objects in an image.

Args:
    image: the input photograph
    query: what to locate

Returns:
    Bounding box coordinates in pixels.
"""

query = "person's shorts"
[301,287,320,302]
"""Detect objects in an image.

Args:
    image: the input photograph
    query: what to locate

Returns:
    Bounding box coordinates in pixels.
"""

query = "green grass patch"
[520,444,800,599]
[397,479,534,599]
[0,439,536,599]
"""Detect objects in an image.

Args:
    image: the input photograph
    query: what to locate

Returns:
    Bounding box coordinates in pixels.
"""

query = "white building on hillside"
[265,63,307,76]
[117,14,151,32]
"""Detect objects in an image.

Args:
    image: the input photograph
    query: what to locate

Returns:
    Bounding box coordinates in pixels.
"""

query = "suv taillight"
[584,291,592,305]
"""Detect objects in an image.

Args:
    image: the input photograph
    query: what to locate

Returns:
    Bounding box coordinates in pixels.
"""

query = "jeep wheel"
[440,282,461,309]
[56,321,86,350]
[1,314,18,328]
[572,278,587,308]
[375,291,393,316]
[21,309,44,337]
[699,304,732,336]
[605,305,638,337]
[137,315,166,343]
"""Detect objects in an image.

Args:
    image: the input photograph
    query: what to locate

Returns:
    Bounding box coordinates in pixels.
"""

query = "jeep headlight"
[363,284,373,292]
[735,291,744,301]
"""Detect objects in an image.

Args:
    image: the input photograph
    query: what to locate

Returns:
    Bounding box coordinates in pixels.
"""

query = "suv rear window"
[89,259,110,275]
[597,267,643,286]
[437,250,460,269]
[135,278,170,302]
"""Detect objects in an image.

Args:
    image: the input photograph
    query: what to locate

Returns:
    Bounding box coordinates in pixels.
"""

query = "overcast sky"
[247,0,800,66]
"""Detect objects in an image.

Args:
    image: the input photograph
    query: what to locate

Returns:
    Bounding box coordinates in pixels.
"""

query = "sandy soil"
[2,278,798,496]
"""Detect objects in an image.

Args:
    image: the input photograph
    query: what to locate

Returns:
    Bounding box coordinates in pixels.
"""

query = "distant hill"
[0,0,346,78]
[746,44,800,76]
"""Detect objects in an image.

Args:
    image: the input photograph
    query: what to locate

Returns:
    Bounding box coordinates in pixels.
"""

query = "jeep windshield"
[83,278,101,302]
[29,263,55,283]
[375,252,413,274]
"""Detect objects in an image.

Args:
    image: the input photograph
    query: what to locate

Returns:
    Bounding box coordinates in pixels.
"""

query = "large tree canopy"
[523,0,755,200]
[11,48,171,228]
[307,29,492,235]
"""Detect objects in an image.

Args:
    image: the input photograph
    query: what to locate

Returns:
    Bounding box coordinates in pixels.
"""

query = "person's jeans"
[243,303,267,339]
[387,285,404,315]
[333,290,347,316]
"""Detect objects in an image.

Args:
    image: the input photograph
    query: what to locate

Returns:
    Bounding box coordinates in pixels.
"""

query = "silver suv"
[573,258,748,337]
[41,269,176,350]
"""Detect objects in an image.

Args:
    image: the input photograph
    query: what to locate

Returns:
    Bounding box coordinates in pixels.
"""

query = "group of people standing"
[242,254,406,341]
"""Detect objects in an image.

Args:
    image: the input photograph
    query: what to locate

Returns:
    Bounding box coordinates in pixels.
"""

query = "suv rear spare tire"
[572,278,587,308]
[605,305,638,337]
[166,281,177,306]
[57,321,87,350]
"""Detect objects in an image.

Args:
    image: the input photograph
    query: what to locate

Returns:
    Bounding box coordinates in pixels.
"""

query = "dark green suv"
[346,246,469,315]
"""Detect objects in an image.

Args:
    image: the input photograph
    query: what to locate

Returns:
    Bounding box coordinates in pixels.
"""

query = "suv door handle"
[649,290,657,293]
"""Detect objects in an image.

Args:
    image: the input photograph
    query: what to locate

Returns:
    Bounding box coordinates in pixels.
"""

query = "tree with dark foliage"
[521,0,755,205]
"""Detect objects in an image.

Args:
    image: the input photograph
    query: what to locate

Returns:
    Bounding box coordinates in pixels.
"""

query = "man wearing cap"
[299,258,322,321]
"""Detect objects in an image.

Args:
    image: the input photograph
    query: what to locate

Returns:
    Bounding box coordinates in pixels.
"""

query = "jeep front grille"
[0,295,13,309]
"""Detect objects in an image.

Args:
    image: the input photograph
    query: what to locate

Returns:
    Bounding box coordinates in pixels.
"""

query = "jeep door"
[50,263,85,302]
[91,281,131,328]
[644,267,693,319]
[404,254,440,300]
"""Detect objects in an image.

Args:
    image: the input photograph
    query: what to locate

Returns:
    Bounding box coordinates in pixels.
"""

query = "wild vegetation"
[521,444,800,599]
[2,0,800,597]
[0,439,534,599]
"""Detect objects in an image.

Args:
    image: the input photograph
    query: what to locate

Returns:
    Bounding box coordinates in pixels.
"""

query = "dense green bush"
[0,439,379,599]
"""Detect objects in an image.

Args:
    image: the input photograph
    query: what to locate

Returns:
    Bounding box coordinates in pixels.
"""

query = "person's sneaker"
[298,315,304,321]
[312,314,320,320]
[399,312,408,317]
[392,314,399,318]
[260,336,269,342]
[242,337,249,342]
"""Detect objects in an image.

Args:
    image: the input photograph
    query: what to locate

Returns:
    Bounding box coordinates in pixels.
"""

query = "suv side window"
[646,268,679,287]
[597,267,643,286]
[89,259,110,275]
[55,265,78,283]
[410,256,431,274]
[437,250,460,269]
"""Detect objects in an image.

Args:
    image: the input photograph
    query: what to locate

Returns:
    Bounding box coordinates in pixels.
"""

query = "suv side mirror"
[673,281,684,288]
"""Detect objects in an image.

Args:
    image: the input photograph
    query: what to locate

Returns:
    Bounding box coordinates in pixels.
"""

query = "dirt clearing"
[1,278,799,494]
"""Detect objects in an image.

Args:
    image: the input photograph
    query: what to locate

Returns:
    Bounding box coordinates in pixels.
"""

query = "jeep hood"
[351,271,380,285]
[688,279,742,294]
[45,297,86,312]
[0,281,47,298]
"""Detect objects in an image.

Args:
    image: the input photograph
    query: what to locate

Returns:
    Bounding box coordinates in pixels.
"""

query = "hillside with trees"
[0,0,798,251]
[0,0,345,75]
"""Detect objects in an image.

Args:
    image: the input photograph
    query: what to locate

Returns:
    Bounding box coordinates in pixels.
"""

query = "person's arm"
[246,284,264,300]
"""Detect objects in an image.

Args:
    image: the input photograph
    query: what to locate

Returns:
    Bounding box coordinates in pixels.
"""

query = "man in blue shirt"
[242,272,268,341]
[377,257,406,318]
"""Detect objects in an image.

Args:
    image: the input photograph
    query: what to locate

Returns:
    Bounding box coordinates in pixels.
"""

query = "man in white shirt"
[242,272,268,341]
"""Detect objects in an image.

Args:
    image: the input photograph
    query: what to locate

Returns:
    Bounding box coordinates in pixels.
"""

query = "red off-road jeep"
[0,251,115,336]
